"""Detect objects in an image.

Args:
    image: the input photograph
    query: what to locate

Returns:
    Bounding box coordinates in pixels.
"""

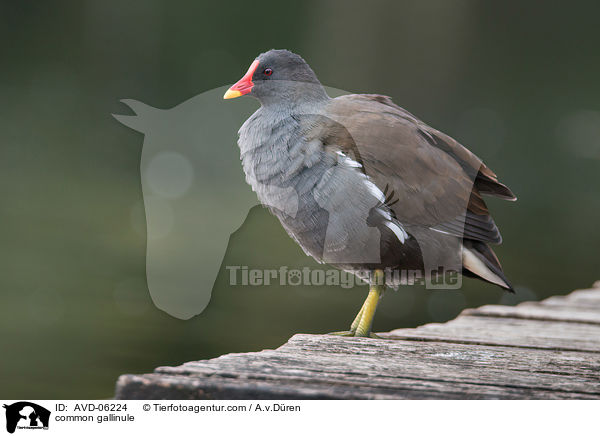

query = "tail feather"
[462,239,513,292]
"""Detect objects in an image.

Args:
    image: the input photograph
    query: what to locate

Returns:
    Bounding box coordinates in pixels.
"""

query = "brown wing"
[319,94,516,245]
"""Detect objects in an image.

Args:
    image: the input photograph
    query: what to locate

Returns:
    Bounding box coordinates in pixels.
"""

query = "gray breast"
[237,108,409,270]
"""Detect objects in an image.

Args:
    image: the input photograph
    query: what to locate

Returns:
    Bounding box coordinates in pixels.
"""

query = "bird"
[224,49,516,337]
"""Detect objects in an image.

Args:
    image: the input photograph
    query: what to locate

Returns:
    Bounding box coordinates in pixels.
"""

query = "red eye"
[263,68,273,76]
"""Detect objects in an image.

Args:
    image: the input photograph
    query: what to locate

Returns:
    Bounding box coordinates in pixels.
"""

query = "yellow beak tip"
[223,89,242,100]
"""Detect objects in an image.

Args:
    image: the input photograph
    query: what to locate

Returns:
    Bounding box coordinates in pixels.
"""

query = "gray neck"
[257,81,330,109]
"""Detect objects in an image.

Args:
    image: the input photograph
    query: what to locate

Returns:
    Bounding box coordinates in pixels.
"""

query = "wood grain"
[115,283,600,399]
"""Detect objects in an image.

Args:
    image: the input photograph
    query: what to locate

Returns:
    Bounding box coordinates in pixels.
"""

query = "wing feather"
[317,94,514,244]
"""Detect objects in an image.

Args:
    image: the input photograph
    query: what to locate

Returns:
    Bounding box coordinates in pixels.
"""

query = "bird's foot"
[327,270,386,339]
[327,330,382,339]
[327,330,356,337]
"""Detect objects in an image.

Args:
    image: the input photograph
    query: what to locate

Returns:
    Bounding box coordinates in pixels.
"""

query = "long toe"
[327,330,356,336]
[326,330,384,338]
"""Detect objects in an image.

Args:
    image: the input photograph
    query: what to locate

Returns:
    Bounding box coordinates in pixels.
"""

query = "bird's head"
[223,49,327,106]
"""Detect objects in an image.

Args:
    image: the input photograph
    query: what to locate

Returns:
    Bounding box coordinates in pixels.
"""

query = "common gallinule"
[224,49,516,337]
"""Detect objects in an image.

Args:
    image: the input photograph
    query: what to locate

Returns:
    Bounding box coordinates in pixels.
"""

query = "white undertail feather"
[384,221,407,244]
[462,247,507,288]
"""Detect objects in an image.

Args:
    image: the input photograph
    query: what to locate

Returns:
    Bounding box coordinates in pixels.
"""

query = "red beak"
[223,60,260,99]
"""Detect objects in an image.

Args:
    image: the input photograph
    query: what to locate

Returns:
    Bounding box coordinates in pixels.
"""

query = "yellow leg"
[354,281,383,337]
[350,298,367,332]
[328,270,385,338]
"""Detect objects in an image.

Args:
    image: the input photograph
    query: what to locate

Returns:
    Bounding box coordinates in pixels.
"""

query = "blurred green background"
[1,0,599,398]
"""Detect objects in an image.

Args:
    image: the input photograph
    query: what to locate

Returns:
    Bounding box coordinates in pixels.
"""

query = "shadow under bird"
[224,49,516,337]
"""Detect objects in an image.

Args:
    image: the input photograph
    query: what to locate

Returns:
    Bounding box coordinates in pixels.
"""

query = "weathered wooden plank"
[116,372,599,400]
[116,372,600,400]
[180,335,600,391]
[115,283,600,400]
[540,296,600,311]
[542,288,600,309]
[383,316,600,352]
[543,284,600,305]
[384,284,600,349]
[115,334,600,400]
[542,296,600,310]
[462,302,600,325]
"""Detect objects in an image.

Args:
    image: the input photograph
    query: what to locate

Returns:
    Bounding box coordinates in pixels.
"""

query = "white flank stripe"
[364,179,386,203]
[336,150,362,168]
